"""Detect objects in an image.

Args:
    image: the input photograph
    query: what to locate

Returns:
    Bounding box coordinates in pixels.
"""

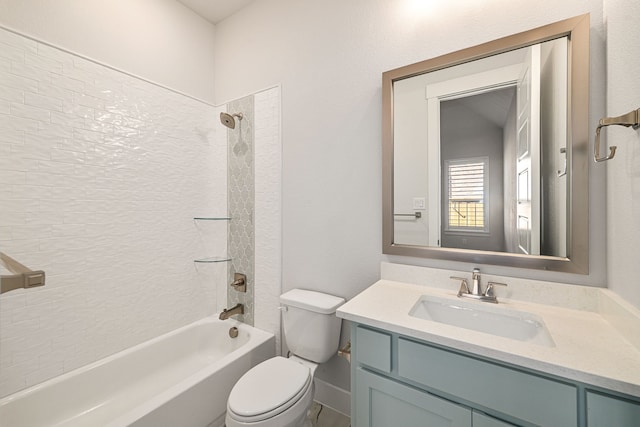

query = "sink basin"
[409,295,555,347]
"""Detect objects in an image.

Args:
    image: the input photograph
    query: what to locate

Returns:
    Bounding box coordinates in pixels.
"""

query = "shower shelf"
[193,217,231,264]
[193,217,231,221]
[194,256,232,264]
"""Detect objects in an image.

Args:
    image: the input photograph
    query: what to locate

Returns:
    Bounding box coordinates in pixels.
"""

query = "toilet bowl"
[225,289,345,427]
[225,357,316,427]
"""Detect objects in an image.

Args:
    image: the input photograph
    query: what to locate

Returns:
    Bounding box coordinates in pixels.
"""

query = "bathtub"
[0,317,275,427]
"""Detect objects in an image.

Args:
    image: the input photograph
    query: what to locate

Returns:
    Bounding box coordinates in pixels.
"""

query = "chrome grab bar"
[0,252,45,294]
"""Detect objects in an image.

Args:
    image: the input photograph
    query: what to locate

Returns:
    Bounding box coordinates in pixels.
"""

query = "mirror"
[382,14,590,273]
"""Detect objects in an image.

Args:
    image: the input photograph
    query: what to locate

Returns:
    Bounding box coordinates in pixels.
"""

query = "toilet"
[225,289,345,427]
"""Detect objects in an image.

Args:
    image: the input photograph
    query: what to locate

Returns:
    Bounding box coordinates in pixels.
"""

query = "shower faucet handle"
[230,273,247,292]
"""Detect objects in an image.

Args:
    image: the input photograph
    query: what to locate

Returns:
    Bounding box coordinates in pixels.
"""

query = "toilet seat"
[227,357,312,423]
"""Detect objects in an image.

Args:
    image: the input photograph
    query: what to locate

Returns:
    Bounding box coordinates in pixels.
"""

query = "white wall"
[605,0,640,308]
[214,0,606,392]
[215,0,606,301]
[254,86,283,353]
[0,0,216,103]
[393,76,430,246]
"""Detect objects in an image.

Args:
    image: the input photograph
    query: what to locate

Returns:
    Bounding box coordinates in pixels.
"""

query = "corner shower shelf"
[193,217,231,264]
[194,256,232,263]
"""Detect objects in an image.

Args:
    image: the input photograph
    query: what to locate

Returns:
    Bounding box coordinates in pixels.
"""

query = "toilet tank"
[279,289,345,364]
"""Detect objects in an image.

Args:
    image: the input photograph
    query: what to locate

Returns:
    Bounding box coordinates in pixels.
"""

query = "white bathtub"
[0,317,275,427]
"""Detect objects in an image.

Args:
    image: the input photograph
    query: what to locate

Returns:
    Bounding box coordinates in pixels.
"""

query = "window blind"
[446,159,487,230]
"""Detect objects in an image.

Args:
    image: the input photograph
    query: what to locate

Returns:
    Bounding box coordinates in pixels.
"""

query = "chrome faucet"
[450,268,507,303]
[219,303,244,320]
[471,268,481,295]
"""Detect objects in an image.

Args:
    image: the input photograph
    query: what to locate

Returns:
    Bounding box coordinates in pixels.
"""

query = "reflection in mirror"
[393,38,568,257]
[383,14,589,273]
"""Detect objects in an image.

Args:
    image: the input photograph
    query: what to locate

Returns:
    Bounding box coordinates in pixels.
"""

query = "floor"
[308,402,351,427]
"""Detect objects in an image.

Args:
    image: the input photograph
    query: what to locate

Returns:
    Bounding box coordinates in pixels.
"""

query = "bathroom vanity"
[337,274,640,427]
[354,10,640,425]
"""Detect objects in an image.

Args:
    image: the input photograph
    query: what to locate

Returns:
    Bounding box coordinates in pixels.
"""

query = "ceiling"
[442,87,517,129]
[177,0,255,24]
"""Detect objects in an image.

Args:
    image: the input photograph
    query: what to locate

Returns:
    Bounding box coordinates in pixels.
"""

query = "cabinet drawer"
[398,338,577,426]
[587,391,640,427]
[355,326,392,373]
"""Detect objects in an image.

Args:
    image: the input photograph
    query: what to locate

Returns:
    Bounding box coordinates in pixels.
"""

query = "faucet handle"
[450,276,470,296]
[230,273,247,293]
[484,281,507,297]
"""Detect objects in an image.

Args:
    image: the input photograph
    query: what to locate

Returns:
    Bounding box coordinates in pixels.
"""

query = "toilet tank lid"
[280,289,345,314]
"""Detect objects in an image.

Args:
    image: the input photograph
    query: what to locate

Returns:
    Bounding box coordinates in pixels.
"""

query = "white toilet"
[225,289,345,427]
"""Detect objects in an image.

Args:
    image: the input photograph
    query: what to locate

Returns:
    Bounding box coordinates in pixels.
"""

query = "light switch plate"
[412,197,426,210]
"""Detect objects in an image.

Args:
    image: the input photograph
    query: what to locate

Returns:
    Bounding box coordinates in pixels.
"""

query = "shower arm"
[0,252,45,294]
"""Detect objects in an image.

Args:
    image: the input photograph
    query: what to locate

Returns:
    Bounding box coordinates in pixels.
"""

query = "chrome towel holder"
[594,108,640,162]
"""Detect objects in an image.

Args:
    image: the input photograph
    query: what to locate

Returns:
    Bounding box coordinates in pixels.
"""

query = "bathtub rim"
[0,316,275,420]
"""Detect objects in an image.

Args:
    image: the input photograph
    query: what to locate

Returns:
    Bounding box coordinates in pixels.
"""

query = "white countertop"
[337,279,640,398]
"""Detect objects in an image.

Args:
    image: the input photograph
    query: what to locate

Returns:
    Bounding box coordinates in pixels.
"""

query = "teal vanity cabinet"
[351,324,640,427]
[586,391,640,426]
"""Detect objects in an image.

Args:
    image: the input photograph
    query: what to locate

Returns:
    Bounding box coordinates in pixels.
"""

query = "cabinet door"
[354,368,471,427]
[587,391,640,427]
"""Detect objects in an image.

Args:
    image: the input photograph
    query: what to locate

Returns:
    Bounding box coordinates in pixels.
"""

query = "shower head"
[220,112,244,129]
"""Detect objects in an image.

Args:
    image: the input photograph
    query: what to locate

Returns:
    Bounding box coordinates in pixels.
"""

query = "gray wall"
[540,40,569,257]
[440,101,506,252]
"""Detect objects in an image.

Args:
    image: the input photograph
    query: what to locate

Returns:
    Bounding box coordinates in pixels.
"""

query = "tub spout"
[219,303,244,320]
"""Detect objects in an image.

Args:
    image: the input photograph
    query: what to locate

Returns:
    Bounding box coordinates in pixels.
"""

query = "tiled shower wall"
[0,28,226,397]
[226,95,255,325]
[225,88,282,351]
[253,88,282,353]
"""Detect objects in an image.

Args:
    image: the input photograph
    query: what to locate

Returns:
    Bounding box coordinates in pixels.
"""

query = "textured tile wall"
[226,96,255,325]
[224,87,282,352]
[0,28,225,397]
[254,87,282,352]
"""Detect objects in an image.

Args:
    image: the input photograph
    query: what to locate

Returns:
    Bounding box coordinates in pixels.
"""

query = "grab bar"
[0,252,45,294]
[594,108,640,162]
[394,212,422,219]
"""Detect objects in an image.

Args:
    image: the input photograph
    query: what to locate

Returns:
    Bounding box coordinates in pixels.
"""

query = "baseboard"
[313,378,351,417]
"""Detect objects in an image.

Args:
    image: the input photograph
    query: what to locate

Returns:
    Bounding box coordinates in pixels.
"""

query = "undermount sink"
[409,295,555,347]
